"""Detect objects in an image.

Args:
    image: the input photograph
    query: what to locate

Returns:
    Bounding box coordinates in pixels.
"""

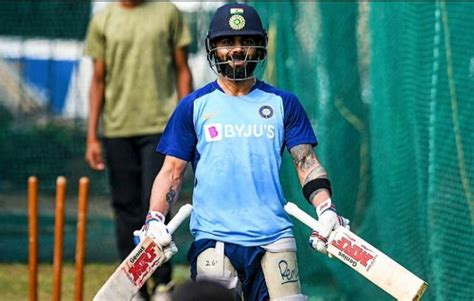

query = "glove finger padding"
[309,230,329,254]
[133,211,177,262]
[133,229,143,246]
[309,198,350,255]
[163,241,178,262]
[338,216,350,231]
[145,211,172,246]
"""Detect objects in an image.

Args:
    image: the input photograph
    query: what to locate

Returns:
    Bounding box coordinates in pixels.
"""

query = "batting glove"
[133,211,178,262]
[309,198,350,255]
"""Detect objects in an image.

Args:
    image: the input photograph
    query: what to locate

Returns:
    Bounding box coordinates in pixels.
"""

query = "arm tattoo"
[290,144,316,172]
[305,165,327,183]
[166,187,177,205]
[290,144,327,184]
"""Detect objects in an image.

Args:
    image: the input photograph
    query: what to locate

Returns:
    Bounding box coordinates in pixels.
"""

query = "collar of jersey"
[212,79,264,96]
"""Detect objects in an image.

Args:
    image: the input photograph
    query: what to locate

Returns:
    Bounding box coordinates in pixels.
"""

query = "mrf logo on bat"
[331,233,377,271]
[122,241,163,287]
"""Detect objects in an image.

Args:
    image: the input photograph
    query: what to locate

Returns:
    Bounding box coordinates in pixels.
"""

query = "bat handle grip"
[284,202,337,243]
[284,202,321,230]
[166,204,193,234]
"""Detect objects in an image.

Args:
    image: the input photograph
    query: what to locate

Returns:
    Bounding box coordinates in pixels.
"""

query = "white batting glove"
[133,211,178,262]
[309,198,350,255]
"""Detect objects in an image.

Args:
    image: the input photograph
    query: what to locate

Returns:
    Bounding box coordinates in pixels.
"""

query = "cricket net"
[252,2,473,300]
[0,2,473,300]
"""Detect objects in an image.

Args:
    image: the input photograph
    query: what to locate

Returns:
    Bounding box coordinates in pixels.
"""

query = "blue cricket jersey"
[157,80,317,246]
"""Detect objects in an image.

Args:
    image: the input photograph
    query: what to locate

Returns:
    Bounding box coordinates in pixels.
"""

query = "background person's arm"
[174,47,193,99]
[85,59,106,170]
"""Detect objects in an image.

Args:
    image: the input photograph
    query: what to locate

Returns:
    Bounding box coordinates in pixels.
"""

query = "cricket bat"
[284,202,427,301]
[93,204,193,301]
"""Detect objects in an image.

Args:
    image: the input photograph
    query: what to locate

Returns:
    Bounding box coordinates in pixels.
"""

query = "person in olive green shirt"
[84,1,192,300]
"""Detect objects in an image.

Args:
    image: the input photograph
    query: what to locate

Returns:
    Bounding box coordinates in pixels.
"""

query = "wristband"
[146,211,166,224]
[315,198,336,217]
[302,178,332,202]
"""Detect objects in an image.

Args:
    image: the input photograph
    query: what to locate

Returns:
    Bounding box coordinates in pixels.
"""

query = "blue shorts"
[188,239,269,301]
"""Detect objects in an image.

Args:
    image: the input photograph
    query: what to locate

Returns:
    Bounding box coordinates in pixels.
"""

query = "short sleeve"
[157,97,196,161]
[284,94,318,151]
[169,4,192,49]
[83,14,105,59]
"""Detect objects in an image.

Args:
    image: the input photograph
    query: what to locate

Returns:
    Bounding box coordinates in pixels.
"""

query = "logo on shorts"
[204,124,222,142]
[259,105,274,119]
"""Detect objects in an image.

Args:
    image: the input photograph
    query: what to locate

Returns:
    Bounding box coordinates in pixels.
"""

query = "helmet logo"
[229,11,246,30]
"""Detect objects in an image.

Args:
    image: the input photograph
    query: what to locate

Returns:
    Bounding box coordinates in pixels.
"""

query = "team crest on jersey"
[259,105,274,119]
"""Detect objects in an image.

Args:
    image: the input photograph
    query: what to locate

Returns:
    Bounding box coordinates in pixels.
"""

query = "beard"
[216,52,258,80]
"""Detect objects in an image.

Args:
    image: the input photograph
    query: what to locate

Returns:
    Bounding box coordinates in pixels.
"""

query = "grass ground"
[0,263,190,300]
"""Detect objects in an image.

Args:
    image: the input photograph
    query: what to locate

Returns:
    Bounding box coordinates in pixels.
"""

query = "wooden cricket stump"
[52,176,66,301]
[28,176,38,301]
[74,177,90,301]
[28,176,90,301]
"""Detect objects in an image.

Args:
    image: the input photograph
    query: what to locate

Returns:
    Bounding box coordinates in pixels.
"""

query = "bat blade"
[284,202,427,301]
[93,204,193,301]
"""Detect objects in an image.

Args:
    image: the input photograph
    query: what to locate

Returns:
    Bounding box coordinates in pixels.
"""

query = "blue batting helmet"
[207,3,267,41]
[206,3,268,81]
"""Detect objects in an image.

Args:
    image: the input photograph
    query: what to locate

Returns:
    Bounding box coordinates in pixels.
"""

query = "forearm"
[176,66,192,99]
[174,47,193,99]
[292,146,350,254]
[137,158,185,260]
[87,81,104,143]
[87,60,106,143]
[290,144,331,207]
[149,158,186,214]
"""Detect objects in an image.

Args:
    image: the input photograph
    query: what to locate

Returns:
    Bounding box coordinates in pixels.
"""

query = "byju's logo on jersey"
[204,123,275,142]
[204,124,222,142]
